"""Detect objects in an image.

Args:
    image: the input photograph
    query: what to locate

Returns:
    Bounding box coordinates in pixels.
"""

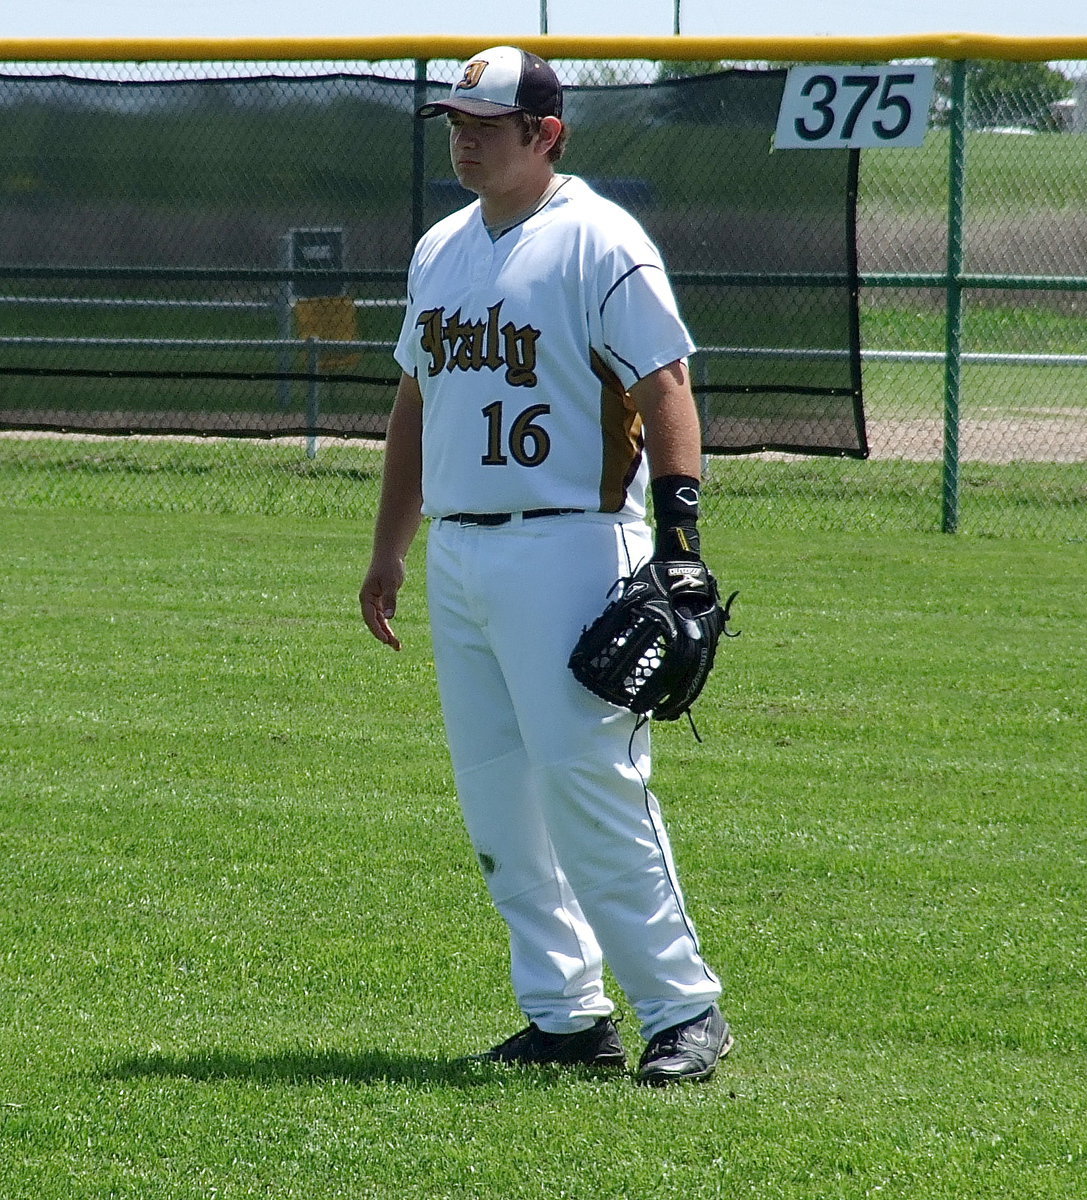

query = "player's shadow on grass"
[105,1047,623,1090]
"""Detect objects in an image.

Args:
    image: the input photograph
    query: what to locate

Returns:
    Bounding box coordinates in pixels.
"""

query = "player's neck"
[478,167,558,230]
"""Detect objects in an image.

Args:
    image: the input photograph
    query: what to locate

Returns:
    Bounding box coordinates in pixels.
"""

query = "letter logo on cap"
[457,61,488,91]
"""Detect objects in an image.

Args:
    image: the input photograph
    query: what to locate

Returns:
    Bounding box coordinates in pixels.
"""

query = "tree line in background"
[933,60,1074,130]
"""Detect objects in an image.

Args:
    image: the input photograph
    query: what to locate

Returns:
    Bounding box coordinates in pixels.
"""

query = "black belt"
[441,508,584,527]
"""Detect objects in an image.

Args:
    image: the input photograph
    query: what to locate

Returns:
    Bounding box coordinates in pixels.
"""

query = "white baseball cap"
[416,45,563,120]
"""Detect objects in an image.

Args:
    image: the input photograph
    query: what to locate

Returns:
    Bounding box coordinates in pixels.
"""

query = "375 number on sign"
[774,64,935,149]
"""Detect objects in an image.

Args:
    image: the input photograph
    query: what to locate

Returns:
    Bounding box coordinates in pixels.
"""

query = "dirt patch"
[867,414,1087,463]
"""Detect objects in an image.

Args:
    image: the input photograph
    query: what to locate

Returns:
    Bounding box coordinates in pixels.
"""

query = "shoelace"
[648,1029,685,1055]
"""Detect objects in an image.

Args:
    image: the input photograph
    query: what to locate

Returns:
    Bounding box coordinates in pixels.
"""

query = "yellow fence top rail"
[1,33,1086,63]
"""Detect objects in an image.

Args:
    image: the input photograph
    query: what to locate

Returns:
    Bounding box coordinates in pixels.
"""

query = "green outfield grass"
[864,304,1087,361]
[859,127,1087,216]
[1,501,1084,1199]
[1,436,1084,539]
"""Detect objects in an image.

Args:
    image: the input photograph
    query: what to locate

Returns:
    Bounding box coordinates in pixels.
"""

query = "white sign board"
[775,64,935,149]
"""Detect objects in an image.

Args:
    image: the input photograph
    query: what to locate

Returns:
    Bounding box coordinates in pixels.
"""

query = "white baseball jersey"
[394,175,695,520]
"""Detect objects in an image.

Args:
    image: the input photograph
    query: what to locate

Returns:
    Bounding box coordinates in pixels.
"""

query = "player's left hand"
[568,557,738,725]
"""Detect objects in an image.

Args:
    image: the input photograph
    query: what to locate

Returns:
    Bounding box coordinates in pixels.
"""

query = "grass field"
[1,500,1085,1198]
[5,435,1084,541]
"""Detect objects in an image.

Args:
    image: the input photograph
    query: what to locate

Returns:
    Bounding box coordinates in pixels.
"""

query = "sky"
[2,0,1086,41]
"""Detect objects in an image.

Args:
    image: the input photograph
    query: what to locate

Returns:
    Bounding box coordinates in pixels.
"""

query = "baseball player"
[360,45,732,1084]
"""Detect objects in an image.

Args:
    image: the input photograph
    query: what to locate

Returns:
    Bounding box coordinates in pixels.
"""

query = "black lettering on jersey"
[417,307,447,377]
[501,320,540,388]
[416,301,539,387]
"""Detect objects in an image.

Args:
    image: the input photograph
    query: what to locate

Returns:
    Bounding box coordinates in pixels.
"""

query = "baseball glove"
[568,559,739,724]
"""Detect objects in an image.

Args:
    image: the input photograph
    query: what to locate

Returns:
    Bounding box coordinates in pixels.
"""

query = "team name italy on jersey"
[417,301,541,388]
[395,176,695,520]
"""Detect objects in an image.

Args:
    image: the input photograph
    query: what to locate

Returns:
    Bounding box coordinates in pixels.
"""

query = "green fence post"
[276,234,293,412]
[942,59,969,534]
[305,338,320,460]
[412,60,428,248]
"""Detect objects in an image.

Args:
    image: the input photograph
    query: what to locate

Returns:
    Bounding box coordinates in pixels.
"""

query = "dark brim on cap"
[416,97,524,119]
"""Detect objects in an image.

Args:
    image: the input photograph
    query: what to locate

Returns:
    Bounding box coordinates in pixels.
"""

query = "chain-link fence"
[1,41,1085,538]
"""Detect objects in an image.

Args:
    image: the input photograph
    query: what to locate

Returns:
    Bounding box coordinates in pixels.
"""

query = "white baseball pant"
[426,511,721,1040]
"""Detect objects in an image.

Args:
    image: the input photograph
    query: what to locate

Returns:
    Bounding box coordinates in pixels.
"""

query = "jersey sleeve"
[393,259,420,377]
[592,240,696,391]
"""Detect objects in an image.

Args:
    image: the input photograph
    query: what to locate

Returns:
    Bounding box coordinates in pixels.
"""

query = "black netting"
[0,66,864,456]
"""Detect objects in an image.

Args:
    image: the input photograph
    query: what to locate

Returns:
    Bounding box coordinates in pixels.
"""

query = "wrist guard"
[651,474,701,561]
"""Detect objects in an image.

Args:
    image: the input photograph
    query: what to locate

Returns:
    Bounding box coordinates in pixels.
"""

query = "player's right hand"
[360,560,405,651]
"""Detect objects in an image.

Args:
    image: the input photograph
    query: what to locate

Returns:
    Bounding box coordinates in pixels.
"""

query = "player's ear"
[538,115,563,156]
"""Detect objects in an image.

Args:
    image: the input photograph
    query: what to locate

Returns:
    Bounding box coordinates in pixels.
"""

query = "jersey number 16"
[481,401,552,467]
